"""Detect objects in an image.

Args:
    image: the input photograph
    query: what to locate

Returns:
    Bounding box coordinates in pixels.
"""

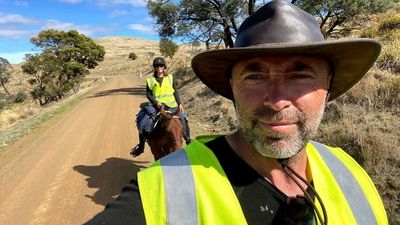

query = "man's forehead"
[236,55,327,66]
[232,55,330,73]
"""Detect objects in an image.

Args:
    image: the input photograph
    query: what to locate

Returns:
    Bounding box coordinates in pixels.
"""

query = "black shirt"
[85,136,316,225]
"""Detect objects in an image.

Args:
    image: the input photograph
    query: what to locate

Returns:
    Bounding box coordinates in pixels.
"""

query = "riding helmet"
[153,57,167,68]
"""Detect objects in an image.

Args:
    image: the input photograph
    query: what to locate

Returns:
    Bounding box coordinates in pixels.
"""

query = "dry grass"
[377,38,400,73]
[0,101,39,128]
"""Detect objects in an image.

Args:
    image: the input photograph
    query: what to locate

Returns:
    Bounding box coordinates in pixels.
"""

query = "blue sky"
[0,0,159,64]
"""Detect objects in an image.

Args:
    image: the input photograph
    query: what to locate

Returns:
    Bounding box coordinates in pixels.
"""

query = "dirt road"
[0,75,155,225]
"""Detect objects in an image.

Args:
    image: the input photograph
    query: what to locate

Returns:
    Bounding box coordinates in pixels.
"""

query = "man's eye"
[289,73,313,79]
[244,74,266,80]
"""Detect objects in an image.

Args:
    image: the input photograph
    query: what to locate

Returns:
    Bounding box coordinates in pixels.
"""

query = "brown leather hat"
[191,0,381,101]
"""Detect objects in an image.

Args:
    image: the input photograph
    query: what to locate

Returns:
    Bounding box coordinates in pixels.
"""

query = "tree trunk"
[248,0,255,15]
[0,82,11,96]
[222,19,234,48]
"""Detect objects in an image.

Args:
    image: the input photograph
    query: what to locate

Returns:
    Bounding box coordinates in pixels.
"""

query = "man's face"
[231,55,331,158]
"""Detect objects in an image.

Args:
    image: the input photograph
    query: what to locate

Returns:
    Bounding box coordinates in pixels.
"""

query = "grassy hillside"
[0,9,399,223]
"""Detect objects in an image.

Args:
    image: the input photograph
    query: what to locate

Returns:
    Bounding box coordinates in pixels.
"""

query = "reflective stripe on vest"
[160,150,198,225]
[309,141,377,225]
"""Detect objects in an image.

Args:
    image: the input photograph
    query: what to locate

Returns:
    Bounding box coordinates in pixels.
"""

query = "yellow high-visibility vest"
[138,135,388,225]
[146,74,178,108]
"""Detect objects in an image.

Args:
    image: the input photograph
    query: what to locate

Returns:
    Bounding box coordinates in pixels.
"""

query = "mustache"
[254,108,304,123]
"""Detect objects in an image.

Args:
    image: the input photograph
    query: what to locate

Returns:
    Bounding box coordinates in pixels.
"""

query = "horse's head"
[148,107,184,160]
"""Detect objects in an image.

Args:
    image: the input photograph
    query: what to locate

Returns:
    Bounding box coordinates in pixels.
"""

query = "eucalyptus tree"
[22,29,105,105]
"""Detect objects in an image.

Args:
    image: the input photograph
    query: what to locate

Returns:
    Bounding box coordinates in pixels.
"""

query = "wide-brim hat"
[191,0,381,101]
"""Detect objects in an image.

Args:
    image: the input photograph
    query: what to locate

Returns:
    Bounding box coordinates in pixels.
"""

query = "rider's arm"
[84,179,146,225]
[172,78,181,106]
[146,85,157,105]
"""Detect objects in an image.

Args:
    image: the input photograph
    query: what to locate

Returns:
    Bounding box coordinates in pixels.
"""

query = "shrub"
[128,52,137,60]
[0,99,6,110]
[378,12,400,34]
[159,39,179,59]
[14,91,27,103]
[360,27,379,38]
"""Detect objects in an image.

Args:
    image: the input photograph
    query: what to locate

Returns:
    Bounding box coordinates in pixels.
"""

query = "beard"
[235,101,326,159]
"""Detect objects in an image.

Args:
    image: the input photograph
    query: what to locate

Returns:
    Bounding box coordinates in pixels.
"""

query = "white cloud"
[113,0,146,6]
[14,0,28,7]
[42,19,114,36]
[128,23,154,33]
[108,9,128,18]
[0,13,38,25]
[93,0,146,7]
[0,29,30,38]
[57,0,82,3]
[43,19,78,31]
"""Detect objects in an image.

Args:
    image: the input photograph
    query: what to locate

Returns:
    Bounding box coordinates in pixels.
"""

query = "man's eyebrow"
[286,61,317,73]
[241,63,270,74]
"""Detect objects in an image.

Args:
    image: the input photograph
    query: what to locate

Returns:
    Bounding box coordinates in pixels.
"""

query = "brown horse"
[147,108,184,161]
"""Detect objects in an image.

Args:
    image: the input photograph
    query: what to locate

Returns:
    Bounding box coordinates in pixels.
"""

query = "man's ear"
[326,59,335,96]
[229,78,237,108]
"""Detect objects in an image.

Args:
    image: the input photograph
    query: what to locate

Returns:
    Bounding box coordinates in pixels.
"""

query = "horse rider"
[86,1,387,224]
[131,57,192,157]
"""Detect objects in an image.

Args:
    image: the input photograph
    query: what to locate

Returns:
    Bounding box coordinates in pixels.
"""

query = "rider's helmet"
[153,57,167,69]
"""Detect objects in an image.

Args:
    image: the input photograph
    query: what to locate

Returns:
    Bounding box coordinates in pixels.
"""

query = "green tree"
[159,39,179,59]
[0,57,12,96]
[292,0,393,37]
[31,29,105,92]
[22,50,64,105]
[22,29,105,105]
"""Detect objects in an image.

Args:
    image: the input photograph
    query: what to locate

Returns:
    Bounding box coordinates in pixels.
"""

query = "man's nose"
[262,79,291,111]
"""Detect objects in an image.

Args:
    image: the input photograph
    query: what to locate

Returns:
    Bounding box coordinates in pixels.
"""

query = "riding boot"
[182,117,192,145]
[130,134,145,157]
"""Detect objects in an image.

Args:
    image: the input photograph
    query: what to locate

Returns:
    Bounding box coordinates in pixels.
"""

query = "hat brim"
[191,38,381,101]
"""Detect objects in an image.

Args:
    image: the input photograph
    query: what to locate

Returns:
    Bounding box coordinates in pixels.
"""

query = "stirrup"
[130,144,144,157]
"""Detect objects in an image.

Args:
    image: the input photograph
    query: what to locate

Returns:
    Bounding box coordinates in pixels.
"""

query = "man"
[87,1,387,224]
[131,57,191,157]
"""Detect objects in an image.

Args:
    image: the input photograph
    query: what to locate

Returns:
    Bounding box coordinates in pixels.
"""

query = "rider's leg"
[131,132,145,157]
[178,112,192,144]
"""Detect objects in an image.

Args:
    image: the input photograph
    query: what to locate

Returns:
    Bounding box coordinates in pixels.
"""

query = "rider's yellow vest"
[138,136,388,225]
[146,74,178,108]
